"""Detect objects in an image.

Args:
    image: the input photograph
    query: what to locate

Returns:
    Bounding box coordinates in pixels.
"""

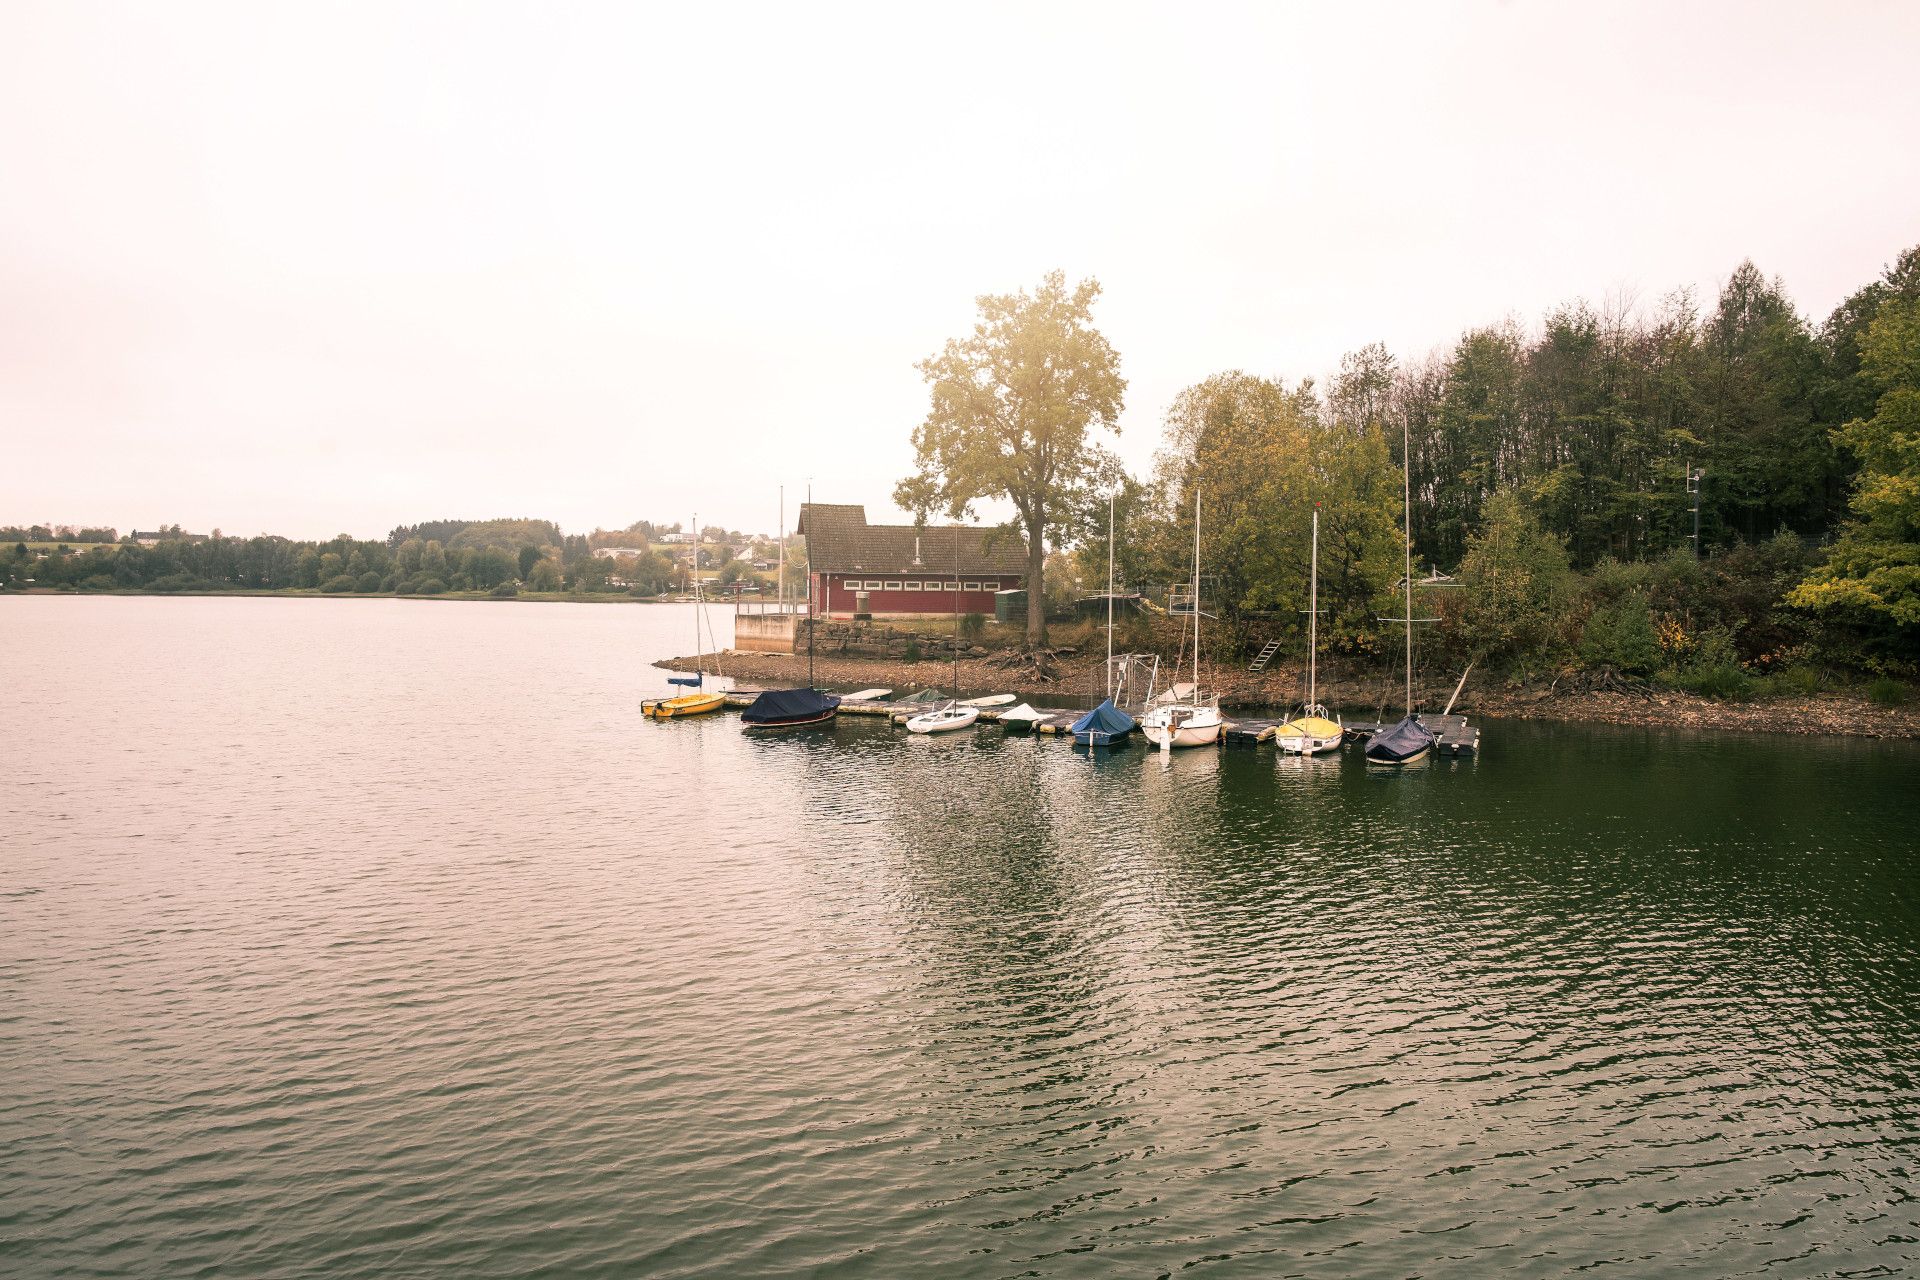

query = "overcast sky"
[4,1,1917,541]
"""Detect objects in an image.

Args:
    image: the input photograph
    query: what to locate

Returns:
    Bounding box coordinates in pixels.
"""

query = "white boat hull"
[1141,705,1222,749]
[906,706,980,734]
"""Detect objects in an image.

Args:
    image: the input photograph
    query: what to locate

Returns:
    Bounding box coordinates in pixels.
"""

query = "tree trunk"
[1025,523,1047,646]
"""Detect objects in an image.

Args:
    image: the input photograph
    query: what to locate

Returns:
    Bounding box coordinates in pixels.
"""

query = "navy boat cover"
[1071,698,1137,741]
[667,674,703,687]
[741,687,841,724]
[1365,714,1435,761]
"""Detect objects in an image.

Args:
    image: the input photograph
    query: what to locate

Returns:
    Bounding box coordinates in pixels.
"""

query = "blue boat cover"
[667,674,703,687]
[1365,714,1436,761]
[740,687,841,724]
[1071,698,1136,739]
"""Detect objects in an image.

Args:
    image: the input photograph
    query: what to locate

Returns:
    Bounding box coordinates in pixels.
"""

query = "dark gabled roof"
[797,504,1027,576]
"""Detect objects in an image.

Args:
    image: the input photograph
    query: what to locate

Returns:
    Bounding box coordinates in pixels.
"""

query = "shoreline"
[664,648,1920,740]
[3,587,668,603]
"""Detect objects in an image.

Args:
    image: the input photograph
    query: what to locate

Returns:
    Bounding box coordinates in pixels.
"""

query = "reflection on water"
[5,596,1920,1278]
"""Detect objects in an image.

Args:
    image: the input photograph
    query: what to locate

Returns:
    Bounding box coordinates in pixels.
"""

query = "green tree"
[527,558,563,592]
[1789,293,1920,657]
[517,544,542,580]
[1455,490,1574,664]
[895,270,1126,645]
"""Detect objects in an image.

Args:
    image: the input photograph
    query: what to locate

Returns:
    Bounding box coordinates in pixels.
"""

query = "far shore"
[4,586,676,603]
[660,648,1920,741]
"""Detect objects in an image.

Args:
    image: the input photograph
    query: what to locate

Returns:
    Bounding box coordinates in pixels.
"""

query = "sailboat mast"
[951,570,959,700]
[691,511,702,676]
[1106,490,1115,701]
[1309,505,1319,708]
[1192,489,1202,691]
[777,486,785,615]
[1403,416,1414,717]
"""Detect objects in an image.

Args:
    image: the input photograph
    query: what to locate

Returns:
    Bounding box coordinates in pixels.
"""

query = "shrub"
[416,578,447,596]
[395,578,419,596]
[1868,677,1910,707]
[1666,627,1752,699]
[357,571,382,593]
[79,574,116,592]
[1580,591,1660,674]
[146,573,208,593]
[320,574,357,594]
[1759,665,1822,697]
[959,612,986,641]
[903,637,923,663]
[489,582,518,599]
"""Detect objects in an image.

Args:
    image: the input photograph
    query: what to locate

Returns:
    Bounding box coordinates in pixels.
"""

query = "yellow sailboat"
[1276,506,1345,756]
[643,513,726,720]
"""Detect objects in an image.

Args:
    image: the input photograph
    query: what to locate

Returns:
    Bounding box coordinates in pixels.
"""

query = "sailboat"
[1142,490,1222,750]
[643,513,726,719]
[1276,505,1343,755]
[742,506,840,732]
[1366,420,1438,766]
[1073,490,1137,747]
[907,573,979,733]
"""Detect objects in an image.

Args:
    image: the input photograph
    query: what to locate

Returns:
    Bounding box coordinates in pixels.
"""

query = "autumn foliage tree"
[896,271,1126,645]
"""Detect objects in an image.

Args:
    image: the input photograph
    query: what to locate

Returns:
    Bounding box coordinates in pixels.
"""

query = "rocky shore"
[662,649,1920,740]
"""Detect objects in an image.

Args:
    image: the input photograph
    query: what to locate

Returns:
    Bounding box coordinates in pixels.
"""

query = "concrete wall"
[734,613,797,654]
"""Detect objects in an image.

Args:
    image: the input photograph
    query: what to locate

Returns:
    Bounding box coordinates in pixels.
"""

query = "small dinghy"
[905,701,980,734]
[1071,698,1136,747]
[1364,714,1435,766]
[998,703,1046,734]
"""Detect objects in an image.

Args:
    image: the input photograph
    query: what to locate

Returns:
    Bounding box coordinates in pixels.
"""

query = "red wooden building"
[797,503,1028,618]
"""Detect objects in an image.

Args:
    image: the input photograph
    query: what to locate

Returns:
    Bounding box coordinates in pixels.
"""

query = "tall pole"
[1309,505,1319,709]
[1403,416,1414,717]
[1689,463,1702,559]
[777,486,785,613]
[1192,489,1202,692]
[1106,490,1115,701]
[691,511,701,677]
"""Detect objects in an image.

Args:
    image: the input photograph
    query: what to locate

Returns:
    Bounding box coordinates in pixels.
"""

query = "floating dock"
[714,690,1476,754]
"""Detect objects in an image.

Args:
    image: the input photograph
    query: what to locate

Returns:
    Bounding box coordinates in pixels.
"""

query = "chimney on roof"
[913,535,922,566]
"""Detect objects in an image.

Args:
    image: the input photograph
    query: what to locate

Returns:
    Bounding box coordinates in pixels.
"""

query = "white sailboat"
[906,572,981,734]
[1276,505,1344,755]
[1142,490,1222,750]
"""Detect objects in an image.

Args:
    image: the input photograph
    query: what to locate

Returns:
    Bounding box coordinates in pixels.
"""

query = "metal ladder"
[1248,639,1282,672]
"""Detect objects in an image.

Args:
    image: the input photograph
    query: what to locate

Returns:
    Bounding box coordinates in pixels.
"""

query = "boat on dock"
[1071,697,1136,747]
[1142,490,1221,751]
[906,703,979,734]
[644,510,726,720]
[1367,415,1439,766]
[741,686,841,732]
[1276,506,1344,756]
[743,520,838,734]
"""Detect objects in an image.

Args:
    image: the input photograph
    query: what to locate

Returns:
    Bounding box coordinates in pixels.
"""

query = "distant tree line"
[1,520,719,600]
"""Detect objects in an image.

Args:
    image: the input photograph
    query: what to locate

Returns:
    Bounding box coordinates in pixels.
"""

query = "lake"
[6,596,1920,1278]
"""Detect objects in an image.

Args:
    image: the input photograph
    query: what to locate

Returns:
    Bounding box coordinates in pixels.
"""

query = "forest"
[1063,247,1920,698]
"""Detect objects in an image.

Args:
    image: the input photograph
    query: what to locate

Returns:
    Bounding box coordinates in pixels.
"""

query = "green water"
[5,597,1919,1277]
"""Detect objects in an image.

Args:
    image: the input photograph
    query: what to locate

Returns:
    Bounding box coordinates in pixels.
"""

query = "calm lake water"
[6,596,1920,1278]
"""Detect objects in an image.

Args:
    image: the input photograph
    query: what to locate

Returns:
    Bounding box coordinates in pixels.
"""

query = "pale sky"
[4,1,1917,541]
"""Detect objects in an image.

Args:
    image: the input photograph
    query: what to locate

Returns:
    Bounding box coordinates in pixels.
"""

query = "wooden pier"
[715,690,1477,755]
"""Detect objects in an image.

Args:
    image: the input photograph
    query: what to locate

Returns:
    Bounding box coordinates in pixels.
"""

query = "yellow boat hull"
[643,691,726,719]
